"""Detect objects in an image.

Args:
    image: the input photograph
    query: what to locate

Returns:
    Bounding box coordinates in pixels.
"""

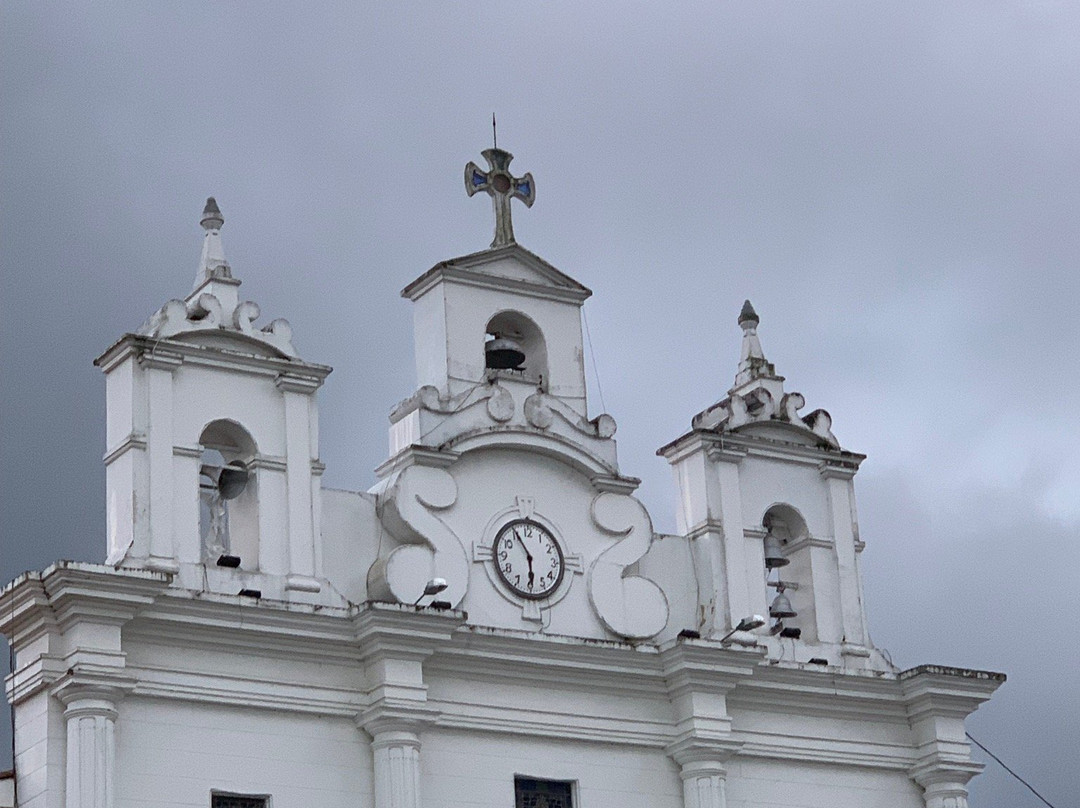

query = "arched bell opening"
[198,420,259,570]
[762,503,817,642]
[484,310,548,387]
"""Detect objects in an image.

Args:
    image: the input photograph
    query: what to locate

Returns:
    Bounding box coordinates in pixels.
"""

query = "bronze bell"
[763,531,789,568]
[769,590,797,619]
[486,335,526,370]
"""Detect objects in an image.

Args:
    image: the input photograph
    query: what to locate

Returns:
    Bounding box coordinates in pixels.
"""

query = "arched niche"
[485,310,548,387]
[198,420,260,570]
[762,503,817,642]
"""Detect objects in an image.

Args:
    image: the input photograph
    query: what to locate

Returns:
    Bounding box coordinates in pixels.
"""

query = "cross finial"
[464,148,535,248]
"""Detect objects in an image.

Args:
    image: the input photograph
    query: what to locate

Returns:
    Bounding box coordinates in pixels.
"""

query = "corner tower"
[94,199,331,599]
[659,302,875,666]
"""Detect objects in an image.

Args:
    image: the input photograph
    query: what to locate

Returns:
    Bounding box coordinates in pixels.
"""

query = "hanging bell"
[763,531,789,568]
[485,335,526,370]
[769,589,797,619]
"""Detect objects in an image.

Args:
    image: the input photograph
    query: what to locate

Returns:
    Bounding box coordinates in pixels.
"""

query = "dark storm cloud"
[2,3,1076,804]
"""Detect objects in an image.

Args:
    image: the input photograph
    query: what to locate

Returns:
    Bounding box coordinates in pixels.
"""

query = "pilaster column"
[361,716,433,808]
[900,665,1005,808]
[276,372,322,593]
[661,639,758,808]
[911,759,983,808]
[139,349,183,573]
[673,755,736,808]
[354,604,465,808]
[55,686,129,808]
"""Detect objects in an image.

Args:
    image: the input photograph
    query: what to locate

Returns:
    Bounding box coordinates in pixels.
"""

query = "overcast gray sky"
[2,3,1077,804]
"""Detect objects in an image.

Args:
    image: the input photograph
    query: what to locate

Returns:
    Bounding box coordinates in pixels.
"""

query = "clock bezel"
[492,517,566,600]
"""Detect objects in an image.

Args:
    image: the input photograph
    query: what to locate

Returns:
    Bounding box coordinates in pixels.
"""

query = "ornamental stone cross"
[464,148,535,248]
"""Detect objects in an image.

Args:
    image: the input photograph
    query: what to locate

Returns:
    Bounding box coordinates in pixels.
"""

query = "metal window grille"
[515,777,573,808]
[211,795,267,808]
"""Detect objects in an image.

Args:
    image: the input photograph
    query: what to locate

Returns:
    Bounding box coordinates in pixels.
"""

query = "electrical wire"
[966,731,1058,808]
[581,309,607,414]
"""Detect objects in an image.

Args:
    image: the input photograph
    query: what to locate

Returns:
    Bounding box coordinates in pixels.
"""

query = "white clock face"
[493,519,565,599]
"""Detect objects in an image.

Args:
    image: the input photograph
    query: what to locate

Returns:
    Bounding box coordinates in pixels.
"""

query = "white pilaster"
[708,446,754,637]
[678,760,729,808]
[57,691,122,808]
[277,373,321,592]
[368,727,423,808]
[821,464,867,646]
[140,350,182,573]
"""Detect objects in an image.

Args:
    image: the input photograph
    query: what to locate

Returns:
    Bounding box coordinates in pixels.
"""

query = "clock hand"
[513,529,534,564]
[514,529,535,588]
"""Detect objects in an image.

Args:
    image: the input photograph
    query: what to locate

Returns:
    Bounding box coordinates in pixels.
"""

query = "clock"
[493,518,565,599]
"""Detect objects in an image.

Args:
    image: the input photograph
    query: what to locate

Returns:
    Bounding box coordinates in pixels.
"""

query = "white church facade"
[2,149,1003,808]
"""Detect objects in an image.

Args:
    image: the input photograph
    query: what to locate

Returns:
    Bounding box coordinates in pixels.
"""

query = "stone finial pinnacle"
[734,298,777,387]
[194,196,231,288]
[200,197,224,231]
[738,299,759,329]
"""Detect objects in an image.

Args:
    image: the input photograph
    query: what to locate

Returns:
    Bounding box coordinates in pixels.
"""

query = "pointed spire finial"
[201,197,224,231]
[734,299,777,387]
[738,299,759,329]
[194,196,231,288]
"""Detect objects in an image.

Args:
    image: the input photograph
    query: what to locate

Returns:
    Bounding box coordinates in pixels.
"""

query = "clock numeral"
[551,557,558,568]
[503,538,514,549]
[499,550,508,561]
[514,574,520,585]
[504,563,512,573]
[545,545,553,554]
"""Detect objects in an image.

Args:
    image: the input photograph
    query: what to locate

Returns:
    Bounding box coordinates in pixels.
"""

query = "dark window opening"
[515,777,573,808]
[211,795,268,808]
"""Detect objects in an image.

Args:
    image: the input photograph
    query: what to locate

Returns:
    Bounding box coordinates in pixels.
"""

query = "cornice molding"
[103,433,148,465]
[95,334,332,382]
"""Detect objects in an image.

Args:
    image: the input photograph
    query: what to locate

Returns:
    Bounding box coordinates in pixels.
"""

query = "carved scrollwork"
[587,492,668,639]
[137,292,298,357]
[524,393,554,429]
[368,465,468,607]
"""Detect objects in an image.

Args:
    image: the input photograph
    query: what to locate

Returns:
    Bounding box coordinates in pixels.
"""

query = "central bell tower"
[366,146,669,641]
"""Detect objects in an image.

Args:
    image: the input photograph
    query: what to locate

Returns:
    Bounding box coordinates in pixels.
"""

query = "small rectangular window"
[515,777,573,808]
[211,794,268,808]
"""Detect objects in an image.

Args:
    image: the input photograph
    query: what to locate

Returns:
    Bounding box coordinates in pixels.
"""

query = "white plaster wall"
[441,281,586,405]
[170,364,288,457]
[725,758,924,808]
[115,698,370,808]
[11,690,65,808]
[0,776,13,808]
[421,729,683,808]
[445,449,635,638]
[321,488,381,603]
[737,458,831,536]
[636,533,697,639]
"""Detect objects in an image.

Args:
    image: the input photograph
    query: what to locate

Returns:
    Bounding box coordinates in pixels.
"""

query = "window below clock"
[515,776,574,808]
[211,792,269,808]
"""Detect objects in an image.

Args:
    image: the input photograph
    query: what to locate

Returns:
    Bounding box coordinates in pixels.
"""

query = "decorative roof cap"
[200,196,224,230]
[738,299,759,327]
